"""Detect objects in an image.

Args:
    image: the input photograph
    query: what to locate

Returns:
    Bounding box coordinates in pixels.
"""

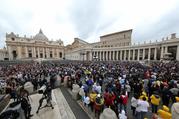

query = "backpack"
[21,97,29,110]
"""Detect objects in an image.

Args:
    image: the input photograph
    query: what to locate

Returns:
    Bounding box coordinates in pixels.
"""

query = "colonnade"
[90,46,169,61]
[8,46,64,60]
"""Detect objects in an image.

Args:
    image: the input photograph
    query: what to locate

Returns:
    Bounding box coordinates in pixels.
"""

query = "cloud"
[133,3,179,44]
[0,0,179,48]
[69,0,102,39]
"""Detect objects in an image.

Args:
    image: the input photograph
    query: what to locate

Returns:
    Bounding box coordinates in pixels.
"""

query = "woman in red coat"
[119,91,128,113]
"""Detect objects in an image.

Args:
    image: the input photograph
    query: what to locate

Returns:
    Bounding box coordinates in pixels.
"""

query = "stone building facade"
[65,29,179,61]
[5,29,64,60]
[65,38,89,60]
[0,29,179,61]
[0,48,8,61]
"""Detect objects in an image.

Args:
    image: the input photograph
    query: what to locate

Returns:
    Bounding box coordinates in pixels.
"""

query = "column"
[94,51,98,60]
[176,45,179,61]
[142,49,145,60]
[53,49,56,58]
[124,50,126,61]
[132,49,135,60]
[25,47,28,58]
[38,47,40,58]
[47,48,49,58]
[110,51,113,60]
[113,51,115,61]
[116,51,119,61]
[128,49,131,61]
[33,47,36,58]
[17,46,22,59]
[84,51,87,61]
[120,50,122,60]
[105,51,107,61]
[108,51,109,61]
[46,48,49,58]
[98,51,100,61]
[43,48,45,58]
[148,48,151,60]
[137,49,140,61]
[100,51,102,61]
[103,51,105,61]
[154,48,157,60]
[160,46,164,59]
[51,48,53,58]
[101,51,103,61]
[98,51,101,61]
[95,51,96,60]
[165,46,168,53]
[91,51,94,61]
[8,46,12,60]
[109,51,111,61]
[89,51,92,61]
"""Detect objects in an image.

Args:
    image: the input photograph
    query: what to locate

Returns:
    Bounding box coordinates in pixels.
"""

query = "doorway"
[12,50,17,60]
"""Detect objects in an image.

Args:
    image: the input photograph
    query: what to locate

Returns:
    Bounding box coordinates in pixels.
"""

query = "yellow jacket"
[150,94,160,105]
[90,93,97,102]
[158,109,172,119]
[140,92,148,101]
[175,96,179,102]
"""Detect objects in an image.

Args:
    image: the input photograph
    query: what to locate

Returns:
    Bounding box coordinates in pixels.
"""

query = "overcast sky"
[0,0,179,48]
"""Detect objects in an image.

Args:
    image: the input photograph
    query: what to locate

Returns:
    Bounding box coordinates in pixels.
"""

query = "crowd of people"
[0,60,179,119]
[72,61,179,119]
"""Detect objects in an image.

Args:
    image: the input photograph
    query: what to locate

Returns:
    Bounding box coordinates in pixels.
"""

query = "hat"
[163,105,169,112]
[142,91,147,96]
[175,97,179,102]
[157,109,164,116]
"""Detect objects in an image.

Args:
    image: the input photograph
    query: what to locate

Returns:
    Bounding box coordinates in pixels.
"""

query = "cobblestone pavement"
[30,88,76,119]
[61,87,91,119]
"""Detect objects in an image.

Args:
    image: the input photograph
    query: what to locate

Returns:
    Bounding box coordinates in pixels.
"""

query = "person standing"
[162,86,170,107]
[150,93,160,113]
[136,97,149,119]
[120,91,128,113]
[20,88,33,119]
[131,94,138,116]
[125,83,131,96]
[171,98,179,119]
[140,97,149,119]
[89,90,97,112]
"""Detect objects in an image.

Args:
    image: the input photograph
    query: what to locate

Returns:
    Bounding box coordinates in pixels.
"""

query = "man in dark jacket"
[20,89,33,119]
